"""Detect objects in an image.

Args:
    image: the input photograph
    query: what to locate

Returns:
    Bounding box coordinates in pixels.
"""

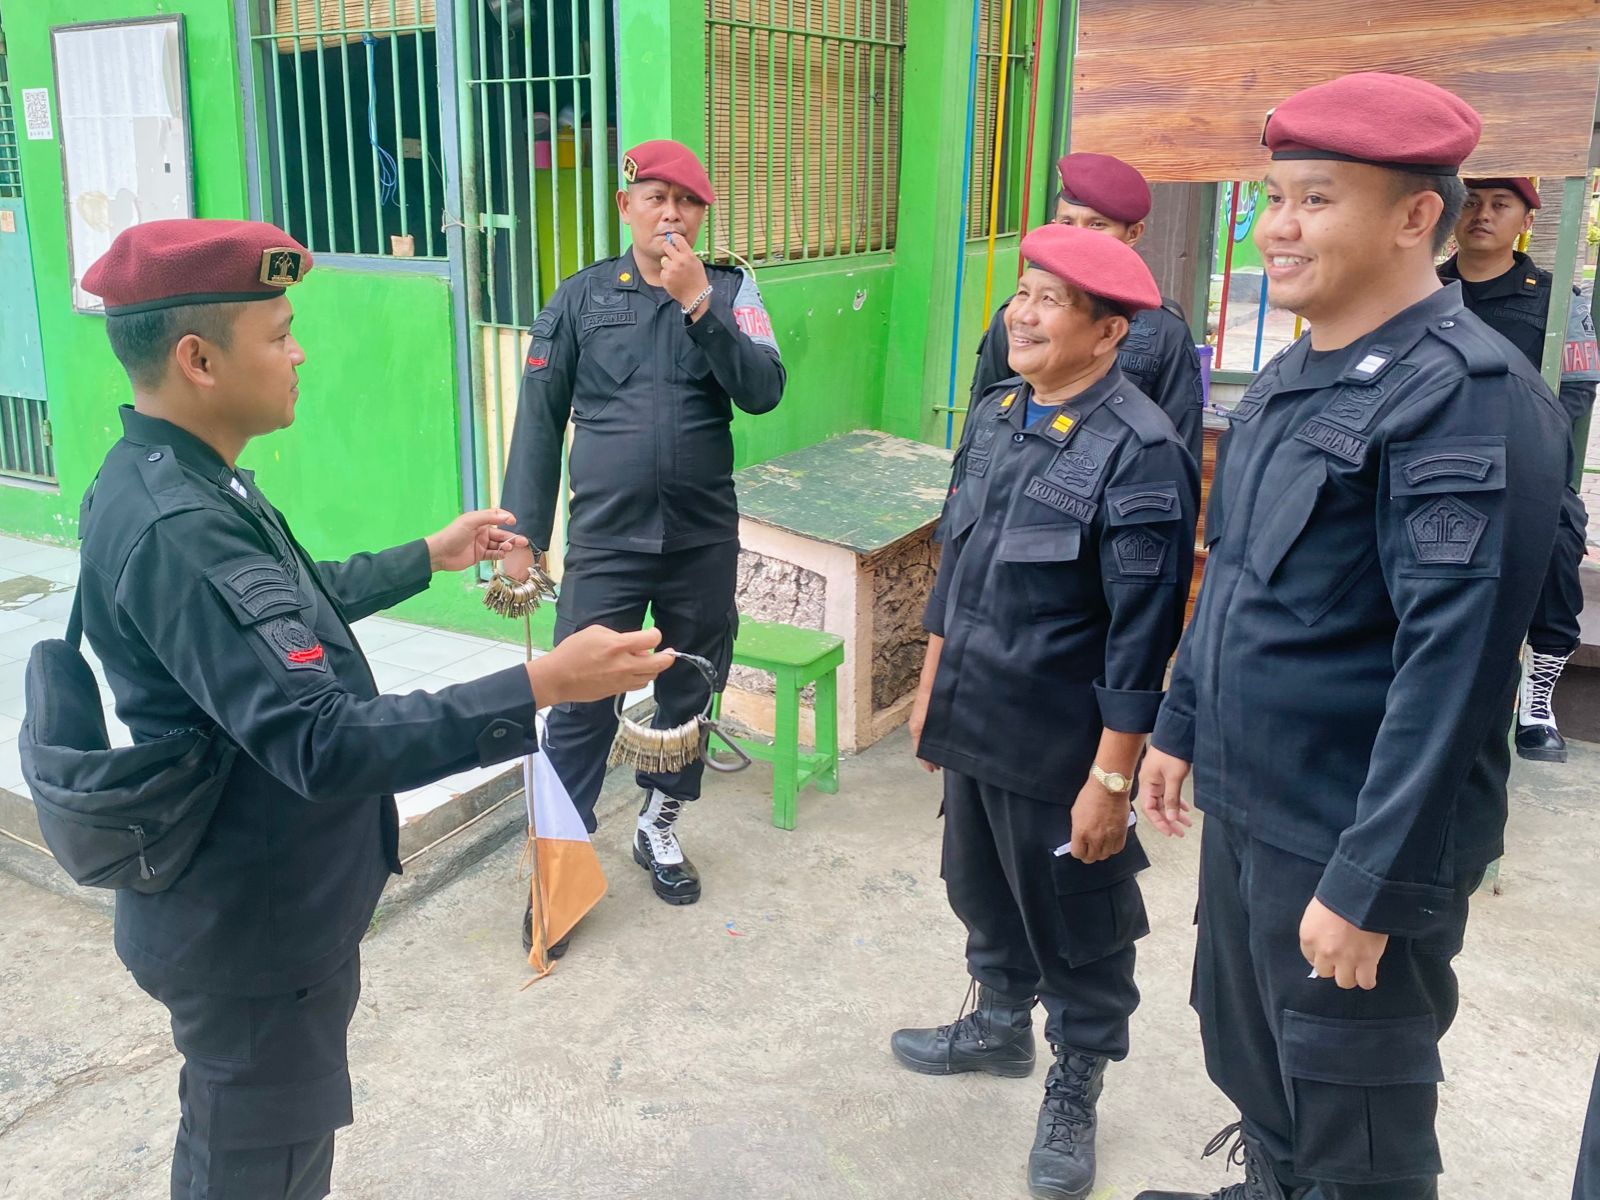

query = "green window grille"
[966,0,1033,242]
[0,395,54,484]
[250,0,447,258]
[0,46,21,201]
[705,0,905,265]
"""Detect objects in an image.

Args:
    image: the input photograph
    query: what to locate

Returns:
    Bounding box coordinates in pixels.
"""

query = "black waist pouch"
[19,591,236,893]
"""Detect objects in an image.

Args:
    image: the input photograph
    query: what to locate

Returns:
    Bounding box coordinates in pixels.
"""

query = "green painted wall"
[0,0,1069,646]
[0,0,490,636]
[0,0,250,545]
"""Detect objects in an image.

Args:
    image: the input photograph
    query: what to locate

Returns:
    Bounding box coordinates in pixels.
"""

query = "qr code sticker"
[22,89,53,141]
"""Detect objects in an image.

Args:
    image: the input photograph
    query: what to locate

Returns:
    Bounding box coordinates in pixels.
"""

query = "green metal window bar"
[0,395,55,484]
[0,46,21,201]
[704,0,906,266]
[965,0,1033,242]
[251,0,447,258]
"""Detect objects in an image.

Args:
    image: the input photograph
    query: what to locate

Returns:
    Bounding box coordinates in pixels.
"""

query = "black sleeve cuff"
[471,665,539,766]
[1094,683,1165,734]
[1150,701,1196,761]
[1315,852,1459,939]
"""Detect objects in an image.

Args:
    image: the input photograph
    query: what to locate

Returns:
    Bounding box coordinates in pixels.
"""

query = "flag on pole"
[523,734,606,978]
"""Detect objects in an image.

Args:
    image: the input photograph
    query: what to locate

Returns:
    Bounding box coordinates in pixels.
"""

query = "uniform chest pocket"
[678,336,713,381]
[573,331,643,418]
[996,522,1086,618]
[1247,457,1377,626]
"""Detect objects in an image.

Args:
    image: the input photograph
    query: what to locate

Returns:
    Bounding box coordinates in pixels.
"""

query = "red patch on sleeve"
[733,306,774,340]
[286,646,325,666]
[527,356,547,369]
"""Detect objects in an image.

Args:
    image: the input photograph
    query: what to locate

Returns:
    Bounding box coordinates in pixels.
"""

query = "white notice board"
[50,17,194,313]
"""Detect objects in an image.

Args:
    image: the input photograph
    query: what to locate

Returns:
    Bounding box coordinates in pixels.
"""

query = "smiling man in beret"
[970,152,1206,461]
[497,139,785,945]
[1136,74,1570,1200]
[71,218,669,1200]
[1438,176,1599,763]
[893,223,1197,1200]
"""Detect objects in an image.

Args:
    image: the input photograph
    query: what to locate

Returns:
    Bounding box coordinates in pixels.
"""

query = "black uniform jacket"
[501,248,786,555]
[922,367,1198,805]
[79,409,542,997]
[1438,250,1600,425]
[1151,286,1569,938]
[974,297,1205,461]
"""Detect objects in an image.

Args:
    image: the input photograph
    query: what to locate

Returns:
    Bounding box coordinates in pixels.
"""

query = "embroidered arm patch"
[732,271,780,353]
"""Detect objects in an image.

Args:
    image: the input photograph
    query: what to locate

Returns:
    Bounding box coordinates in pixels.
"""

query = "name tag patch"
[582,310,637,331]
[1295,417,1368,465]
[1025,476,1097,523]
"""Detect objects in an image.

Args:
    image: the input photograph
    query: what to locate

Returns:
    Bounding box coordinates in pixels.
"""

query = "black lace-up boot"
[1027,1046,1107,1198]
[1137,1121,1306,1199]
[889,980,1036,1077]
[633,788,701,904]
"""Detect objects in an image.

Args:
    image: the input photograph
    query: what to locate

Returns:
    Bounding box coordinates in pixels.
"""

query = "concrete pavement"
[2,729,1597,1199]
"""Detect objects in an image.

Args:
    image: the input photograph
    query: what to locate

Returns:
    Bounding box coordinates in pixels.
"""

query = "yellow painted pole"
[1517,176,1540,254]
[981,0,1017,319]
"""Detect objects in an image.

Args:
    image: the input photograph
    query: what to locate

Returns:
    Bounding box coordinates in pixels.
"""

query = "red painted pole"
[1015,0,1048,277]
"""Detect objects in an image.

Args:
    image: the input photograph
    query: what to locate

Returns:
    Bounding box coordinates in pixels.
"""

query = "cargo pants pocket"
[1051,864,1150,969]
[1280,1010,1445,1184]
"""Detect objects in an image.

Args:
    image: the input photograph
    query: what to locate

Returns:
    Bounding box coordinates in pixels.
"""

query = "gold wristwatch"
[1090,765,1131,795]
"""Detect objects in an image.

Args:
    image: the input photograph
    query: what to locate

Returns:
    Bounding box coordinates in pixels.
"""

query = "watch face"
[1097,768,1128,792]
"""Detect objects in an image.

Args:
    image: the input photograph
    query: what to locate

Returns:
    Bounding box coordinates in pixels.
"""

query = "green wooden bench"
[712,620,845,830]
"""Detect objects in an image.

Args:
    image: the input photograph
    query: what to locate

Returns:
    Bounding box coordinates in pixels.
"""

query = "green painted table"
[731,430,953,757]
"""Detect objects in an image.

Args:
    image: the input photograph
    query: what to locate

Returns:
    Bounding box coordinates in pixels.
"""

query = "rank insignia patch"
[222,562,299,620]
[1406,496,1487,566]
[1050,412,1075,435]
[1000,391,1017,411]
[261,616,327,672]
[1113,529,1168,578]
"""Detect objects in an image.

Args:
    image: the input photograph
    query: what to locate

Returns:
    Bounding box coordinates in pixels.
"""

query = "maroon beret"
[1056,152,1152,224]
[1464,176,1541,210]
[1263,72,1482,175]
[1021,223,1160,314]
[621,139,716,206]
[82,219,312,316]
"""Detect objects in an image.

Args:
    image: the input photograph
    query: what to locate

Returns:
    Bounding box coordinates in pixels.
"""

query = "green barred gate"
[246,0,618,550]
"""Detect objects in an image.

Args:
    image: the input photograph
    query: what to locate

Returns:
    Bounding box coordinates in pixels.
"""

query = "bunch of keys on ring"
[482,551,557,618]
[608,651,752,776]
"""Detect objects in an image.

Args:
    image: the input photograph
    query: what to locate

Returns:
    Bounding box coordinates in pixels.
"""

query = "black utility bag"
[19,588,236,892]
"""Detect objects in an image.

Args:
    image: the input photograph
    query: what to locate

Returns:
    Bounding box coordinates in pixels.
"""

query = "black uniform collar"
[120,407,258,498]
[613,248,641,290]
[1438,250,1544,300]
[998,365,1125,440]
[1273,285,1461,395]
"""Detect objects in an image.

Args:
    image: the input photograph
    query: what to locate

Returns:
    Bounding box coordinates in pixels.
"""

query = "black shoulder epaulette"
[1160,297,1188,324]
[1108,392,1172,447]
[1431,316,1512,378]
[135,448,211,518]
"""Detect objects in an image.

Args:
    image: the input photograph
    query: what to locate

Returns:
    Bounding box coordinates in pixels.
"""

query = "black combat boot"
[521,899,570,958]
[1517,648,1571,763]
[1027,1046,1107,1198]
[1137,1121,1307,1199]
[889,980,1036,1077]
[633,788,701,904]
